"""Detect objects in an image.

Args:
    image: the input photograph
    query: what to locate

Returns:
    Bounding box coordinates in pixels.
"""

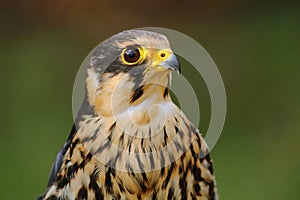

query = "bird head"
[85,30,180,122]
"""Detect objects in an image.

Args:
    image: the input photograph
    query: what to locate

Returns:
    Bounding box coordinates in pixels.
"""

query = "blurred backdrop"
[0,0,299,199]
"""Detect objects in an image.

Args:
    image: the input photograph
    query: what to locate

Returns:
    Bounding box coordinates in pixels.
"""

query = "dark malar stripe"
[130,86,144,103]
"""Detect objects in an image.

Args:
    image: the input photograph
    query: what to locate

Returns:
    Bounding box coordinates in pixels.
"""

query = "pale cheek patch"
[86,67,99,106]
[94,73,134,117]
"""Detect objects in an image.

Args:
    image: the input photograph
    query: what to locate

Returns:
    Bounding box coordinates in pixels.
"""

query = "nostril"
[160,53,166,58]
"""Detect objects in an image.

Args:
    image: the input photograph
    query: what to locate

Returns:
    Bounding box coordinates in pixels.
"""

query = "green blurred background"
[0,0,299,199]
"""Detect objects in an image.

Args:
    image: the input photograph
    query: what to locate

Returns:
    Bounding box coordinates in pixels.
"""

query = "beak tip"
[157,53,181,74]
[177,63,181,74]
[168,54,181,74]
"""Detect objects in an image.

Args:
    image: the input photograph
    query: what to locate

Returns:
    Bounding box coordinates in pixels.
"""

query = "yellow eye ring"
[121,47,145,65]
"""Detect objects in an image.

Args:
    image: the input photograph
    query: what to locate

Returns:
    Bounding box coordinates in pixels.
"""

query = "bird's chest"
[64,108,196,198]
[93,161,180,199]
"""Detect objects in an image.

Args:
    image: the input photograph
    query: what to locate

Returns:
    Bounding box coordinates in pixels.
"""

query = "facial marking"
[86,67,99,106]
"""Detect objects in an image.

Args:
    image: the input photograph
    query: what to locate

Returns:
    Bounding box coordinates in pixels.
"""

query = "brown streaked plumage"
[38,30,218,200]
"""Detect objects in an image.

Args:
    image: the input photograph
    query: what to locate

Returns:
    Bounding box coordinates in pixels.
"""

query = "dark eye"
[123,48,140,64]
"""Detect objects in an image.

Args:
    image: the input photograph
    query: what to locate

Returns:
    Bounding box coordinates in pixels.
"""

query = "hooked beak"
[159,54,181,74]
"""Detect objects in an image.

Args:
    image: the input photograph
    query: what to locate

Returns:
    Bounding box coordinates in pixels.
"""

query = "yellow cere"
[155,49,172,63]
[151,49,172,71]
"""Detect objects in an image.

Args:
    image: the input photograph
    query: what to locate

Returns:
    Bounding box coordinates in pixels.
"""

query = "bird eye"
[122,47,143,65]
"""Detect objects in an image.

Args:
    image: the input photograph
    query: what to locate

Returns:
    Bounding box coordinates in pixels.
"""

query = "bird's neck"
[94,77,171,118]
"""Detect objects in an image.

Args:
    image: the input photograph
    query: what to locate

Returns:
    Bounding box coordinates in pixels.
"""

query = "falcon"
[38,30,218,200]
